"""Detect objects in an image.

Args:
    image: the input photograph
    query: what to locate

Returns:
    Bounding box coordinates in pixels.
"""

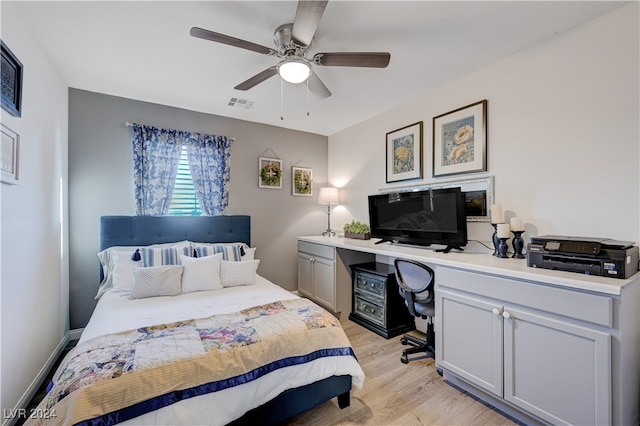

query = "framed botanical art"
[1,41,23,117]
[292,166,313,196]
[386,121,423,183]
[433,100,487,177]
[258,157,283,189]
[1,123,19,184]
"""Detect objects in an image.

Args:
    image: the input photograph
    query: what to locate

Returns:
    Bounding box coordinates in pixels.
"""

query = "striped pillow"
[193,244,243,261]
[141,246,192,267]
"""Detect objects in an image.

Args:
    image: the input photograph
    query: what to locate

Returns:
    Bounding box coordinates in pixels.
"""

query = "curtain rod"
[124,122,235,142]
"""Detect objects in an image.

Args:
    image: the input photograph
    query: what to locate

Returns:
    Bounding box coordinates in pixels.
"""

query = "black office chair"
[394,258,436,364]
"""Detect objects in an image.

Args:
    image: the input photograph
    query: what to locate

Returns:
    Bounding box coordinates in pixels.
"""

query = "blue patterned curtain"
[132,124,186,215]
[185,134,232,216]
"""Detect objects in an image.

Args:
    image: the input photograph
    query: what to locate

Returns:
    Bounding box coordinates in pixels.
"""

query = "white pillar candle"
[510,217,524,231]
[491,204,504,224]
[497,223,511,238]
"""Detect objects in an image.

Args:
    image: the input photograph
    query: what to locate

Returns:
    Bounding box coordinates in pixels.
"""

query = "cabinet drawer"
[355,297,385,326]
[354,271,386,299]
[298,241,335,260]
[437,267,613,327]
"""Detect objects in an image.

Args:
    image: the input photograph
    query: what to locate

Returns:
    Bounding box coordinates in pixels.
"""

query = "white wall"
[330,3,639,247]
[0,3,69,419]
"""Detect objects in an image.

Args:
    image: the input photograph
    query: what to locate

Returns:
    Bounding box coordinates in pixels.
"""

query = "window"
[168,146,202,216]
[132,124,231,216]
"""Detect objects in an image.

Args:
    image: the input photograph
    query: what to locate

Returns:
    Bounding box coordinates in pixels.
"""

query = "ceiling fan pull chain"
[306,77,310,117]
[280,77,285,120]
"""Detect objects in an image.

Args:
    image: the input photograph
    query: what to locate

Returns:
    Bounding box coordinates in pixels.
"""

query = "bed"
[29,215,364,425]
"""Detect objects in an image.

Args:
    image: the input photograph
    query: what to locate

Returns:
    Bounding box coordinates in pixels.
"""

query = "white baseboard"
[69,328,84,341]
[1,330,76,426]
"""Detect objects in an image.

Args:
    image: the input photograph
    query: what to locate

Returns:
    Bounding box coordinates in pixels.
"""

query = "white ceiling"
[8,1,628,136]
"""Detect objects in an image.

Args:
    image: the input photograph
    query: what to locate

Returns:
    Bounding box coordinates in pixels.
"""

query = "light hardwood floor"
[285,320,519,426]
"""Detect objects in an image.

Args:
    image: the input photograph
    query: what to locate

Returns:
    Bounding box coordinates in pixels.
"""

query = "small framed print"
[258,157,283,189]
[292,166,312,196]
[433,100,487,177]
[386,121,423,183]
[1,123,19,184]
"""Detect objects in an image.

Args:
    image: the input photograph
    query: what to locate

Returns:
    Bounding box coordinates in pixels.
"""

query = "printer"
[527,235,639,279]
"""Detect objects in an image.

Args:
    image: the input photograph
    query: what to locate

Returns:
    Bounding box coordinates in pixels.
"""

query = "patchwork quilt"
[27,298,356,426]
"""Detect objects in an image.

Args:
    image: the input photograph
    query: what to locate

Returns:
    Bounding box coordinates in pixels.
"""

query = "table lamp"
[318,187,340,236]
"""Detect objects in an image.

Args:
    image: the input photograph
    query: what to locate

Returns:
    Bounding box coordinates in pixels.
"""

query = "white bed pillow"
[180,253,223,293]
[129,265,184,299]
[242,247,256,260]
[220,259,260,287]
[112,250,142,291]
[96,241,191,298]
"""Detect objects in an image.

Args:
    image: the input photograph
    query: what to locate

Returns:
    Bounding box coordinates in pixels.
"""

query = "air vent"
[227,97,254,110]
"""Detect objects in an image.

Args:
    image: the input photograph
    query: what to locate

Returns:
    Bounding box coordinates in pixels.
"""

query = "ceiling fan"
[190,0,390,99]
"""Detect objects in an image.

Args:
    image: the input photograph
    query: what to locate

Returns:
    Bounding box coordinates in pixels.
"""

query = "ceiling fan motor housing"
[274,23,309,56]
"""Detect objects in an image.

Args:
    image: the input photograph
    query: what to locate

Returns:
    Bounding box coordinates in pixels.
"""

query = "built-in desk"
[297,235,640,426]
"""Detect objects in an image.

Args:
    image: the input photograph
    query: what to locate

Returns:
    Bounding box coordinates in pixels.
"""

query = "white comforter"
[80,276,365,425]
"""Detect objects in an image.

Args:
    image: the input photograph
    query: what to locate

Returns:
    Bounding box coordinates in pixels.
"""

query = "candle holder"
[497,237,509,258]
[511,230,525,259]
[491,223,500,256]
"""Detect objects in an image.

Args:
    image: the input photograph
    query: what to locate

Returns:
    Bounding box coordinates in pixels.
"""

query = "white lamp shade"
[278,59,311,84]
[318,187,340,205]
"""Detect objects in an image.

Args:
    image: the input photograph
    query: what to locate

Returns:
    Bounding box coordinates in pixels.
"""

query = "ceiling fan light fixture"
[278,58,311,84]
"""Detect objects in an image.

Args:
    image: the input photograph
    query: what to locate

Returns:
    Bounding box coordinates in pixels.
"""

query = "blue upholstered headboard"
[100,215,251,250]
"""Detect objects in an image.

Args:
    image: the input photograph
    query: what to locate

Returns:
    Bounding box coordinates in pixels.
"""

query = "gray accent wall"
[69,89,328,329]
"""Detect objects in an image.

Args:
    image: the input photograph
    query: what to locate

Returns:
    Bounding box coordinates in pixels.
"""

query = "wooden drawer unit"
[348,262,415,339]
[354,297,385,325]
[354,270,386,301]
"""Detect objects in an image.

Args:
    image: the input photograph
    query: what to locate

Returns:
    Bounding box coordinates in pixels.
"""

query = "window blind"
[168,146,202,216]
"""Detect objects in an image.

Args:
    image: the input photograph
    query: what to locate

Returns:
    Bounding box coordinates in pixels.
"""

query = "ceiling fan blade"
[190,27,274,55]
[234,66,278,91]
[291,0,328,47]
[307,72,331,99]
[313,52,391,68]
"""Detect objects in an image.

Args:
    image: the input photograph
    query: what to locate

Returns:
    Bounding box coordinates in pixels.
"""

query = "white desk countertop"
[298,235,638,296]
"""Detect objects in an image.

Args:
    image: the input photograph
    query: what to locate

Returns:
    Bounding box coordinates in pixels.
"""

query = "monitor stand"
[436,245,465,254]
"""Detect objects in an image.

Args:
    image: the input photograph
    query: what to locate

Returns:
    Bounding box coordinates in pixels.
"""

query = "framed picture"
[1,41,23,117]
[433,99,487,177]
[386,121,423,183]
[1,123,20,184]
[258,157,283,189]
[292,166,313,196]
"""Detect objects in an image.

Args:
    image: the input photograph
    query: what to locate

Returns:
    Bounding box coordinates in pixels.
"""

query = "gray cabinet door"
[313,256,336,310]
[503,306,611,426]
[297,253,314,298]
[438,289,504,397]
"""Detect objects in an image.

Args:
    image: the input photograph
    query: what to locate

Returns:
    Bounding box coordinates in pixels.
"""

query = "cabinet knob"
[502,311,512,319]
[492,308,501,316]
